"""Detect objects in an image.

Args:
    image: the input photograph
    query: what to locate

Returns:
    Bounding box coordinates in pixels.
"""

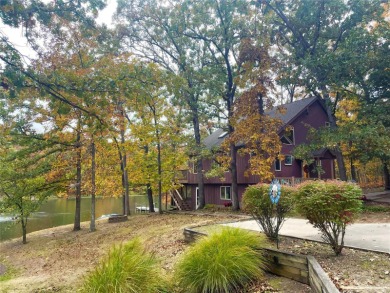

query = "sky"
[0,0,117,133]
[1,0,117,59]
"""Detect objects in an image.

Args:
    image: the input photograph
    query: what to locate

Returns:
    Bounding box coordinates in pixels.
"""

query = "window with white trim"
[281,127,295,145]
[220,186,231,200]
[275,158,282,171]
[192,162,198,174]
[284,155,293,165]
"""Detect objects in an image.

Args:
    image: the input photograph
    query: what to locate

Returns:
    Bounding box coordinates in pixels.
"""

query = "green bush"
[242,184,295,240]
[295,180,363,255]
[81,239,165,293]
[175,227,266,293]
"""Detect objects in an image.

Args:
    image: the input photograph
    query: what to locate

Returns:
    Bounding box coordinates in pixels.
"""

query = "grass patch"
[81,238,166,293]
[0,260,17,282]
[362,205,390,213]
[175,227,267,293]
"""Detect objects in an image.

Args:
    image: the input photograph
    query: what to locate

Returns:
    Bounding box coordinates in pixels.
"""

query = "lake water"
[0,196,161,242]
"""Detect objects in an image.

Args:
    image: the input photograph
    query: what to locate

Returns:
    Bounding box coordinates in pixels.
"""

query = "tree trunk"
[151,105,163,214]
[144,145,155,212]
[21,217,27,244]
[146,183,155,212]
[74,117,82,231]
[384,161,390,190]
[350,157,357,182]
[230,142,239,211]
[192,109,205,209]
[157,140,163,214]
[120,109,130,216]
[321,91,347,181]
[90,140,96,232]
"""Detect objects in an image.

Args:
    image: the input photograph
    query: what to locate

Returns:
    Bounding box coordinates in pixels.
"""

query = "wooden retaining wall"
[264,248,309,284]
[183,227,340,293]
[307,256,340,293]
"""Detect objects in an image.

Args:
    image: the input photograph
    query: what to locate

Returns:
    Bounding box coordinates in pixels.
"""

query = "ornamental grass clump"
[296,180,363,255]
[242,184,295,241]
[175,227,267,293]
[81,239,165,293]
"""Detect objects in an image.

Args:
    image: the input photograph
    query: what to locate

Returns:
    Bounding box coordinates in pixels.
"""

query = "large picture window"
[220,186,231,200]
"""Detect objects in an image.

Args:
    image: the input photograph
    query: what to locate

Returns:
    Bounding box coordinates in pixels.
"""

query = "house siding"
[183,98,335,209]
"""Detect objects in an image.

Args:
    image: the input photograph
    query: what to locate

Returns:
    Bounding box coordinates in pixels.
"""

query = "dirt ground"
[0,211,389,293]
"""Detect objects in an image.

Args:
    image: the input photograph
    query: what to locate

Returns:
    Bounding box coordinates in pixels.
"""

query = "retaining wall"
[183,227,339,293]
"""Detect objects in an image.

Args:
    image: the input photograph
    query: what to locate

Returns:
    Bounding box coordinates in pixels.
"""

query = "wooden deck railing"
[170,189,191,211]
[275,177,314,187]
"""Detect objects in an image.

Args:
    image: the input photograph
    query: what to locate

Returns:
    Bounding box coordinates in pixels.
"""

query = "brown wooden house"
[174,96,336,210]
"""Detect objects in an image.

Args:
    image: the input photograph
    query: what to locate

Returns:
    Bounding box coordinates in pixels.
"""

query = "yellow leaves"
[336,98,362,124]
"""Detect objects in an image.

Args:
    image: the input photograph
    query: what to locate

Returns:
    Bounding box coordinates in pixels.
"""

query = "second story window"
[192,162,198,174]
[281,127,295,145]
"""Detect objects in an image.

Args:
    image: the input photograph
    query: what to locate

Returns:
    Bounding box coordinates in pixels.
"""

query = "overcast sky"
[1,0,117,59]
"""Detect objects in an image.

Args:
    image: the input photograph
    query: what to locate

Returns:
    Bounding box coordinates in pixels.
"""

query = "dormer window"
[218,131,228,138]
[281,127,294,145]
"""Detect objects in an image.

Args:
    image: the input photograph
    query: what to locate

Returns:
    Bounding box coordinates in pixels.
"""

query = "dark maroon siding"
[187,153,259,185]
[183,99,335,209]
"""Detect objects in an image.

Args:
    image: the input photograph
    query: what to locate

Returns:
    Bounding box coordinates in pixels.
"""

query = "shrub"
[81,239,165,293]
[242,184,295,241]
[295,180,363,255]
[175,227,266,293]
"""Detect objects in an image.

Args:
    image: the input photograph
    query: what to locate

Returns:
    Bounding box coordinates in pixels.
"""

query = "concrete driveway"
[224,218,390,254]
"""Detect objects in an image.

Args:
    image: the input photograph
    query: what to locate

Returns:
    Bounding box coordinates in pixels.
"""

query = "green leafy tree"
[0,126,65,244]
[115,0,214,209]
[263,0,386,181]
[180,0,267,210]
[126,64,188,213]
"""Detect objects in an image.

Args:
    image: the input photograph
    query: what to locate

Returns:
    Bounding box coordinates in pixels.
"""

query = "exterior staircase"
[170,190,192,211]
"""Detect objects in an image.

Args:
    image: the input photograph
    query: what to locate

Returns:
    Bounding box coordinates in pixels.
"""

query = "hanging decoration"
[269,179,281,204]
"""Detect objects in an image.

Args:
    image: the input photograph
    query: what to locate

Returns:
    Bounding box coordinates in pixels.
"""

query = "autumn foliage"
[295,180,363,255]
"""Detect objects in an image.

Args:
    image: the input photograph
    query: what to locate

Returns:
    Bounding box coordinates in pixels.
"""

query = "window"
[218,131,229,138]
[325,122,331,127]
[316,159,322,166]
[192,162,198,174]
[220,186,231,200]
[275,158,281,171]
[281,127,295,145]
[284,155,293,165]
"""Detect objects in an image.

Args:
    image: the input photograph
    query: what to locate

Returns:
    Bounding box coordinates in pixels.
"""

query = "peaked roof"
[267,96,318,125]
[204,96,321,149]
[203,128,228,149]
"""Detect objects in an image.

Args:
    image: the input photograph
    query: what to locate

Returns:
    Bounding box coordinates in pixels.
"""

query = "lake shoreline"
[0,196,161,242]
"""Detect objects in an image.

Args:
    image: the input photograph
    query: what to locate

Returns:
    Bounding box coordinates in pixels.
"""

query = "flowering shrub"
[295,180,362,255]
[242,184,295,241]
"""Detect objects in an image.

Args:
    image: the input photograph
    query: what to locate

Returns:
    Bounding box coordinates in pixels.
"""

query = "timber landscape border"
[183,227,340,293]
